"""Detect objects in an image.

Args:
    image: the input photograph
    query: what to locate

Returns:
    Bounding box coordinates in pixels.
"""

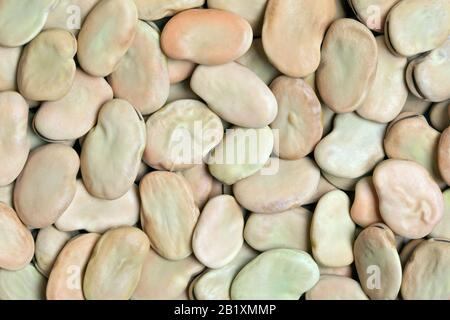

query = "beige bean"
[56,180,140,233]
[430,101,450,132]
[236,38,279,85]
[431,189,450,239]
[317,18,377,113]
[354,223,402,300]
[406,40,450,103]
[373,159,444,238]
[438,127,450,186]
[233,157,320,213]
[44,0,99,34]
[14,144,79,229]
[208,0,268,36]
[35,226,76,277]
[402,238,450,299]
[384,114,443,183]
[27,111,47,151]
[303,176,337,205]
[315,113,386,179]
[46,233,100,300]
[140,171,200,260]
[81,99,146,200]
[270,76,323,160]
[34,69,113,142]
[311,190,356,267]
[357,36,408,123]
[0,264,47,300]
[109,21,169,115]
[144,99,223,171]
[132,249,204,300]
[0,91,29,186]
[17,29,77,101]
[168,58,196,85]
[194,244,258,300]
[306,275,368,300]
[0,183,14,208]
[193,195,244,268]
[208,126,274,185]
[348,0,400,32]
[351,177,383,227]
[167,80,200,104]
[244,208,311,252]
[191,62,277,128]
[161,9,252,65]
[319,265,353,278]
[401,92,432,114]
[0,45,21,91]
[385,0,450,57]
[0,0,55,47]
[77,0,138,77]
[134,0,205,21]
[178,163,215,209]
[399,239,425,267]
[322,171,361,191]
[83,227,149,300]
[0,202,34,270]
[262,0,336,78]
[231,249,319,300]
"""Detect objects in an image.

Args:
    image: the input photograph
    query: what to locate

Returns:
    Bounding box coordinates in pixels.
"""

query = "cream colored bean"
[193,195,244,268]
[322,171,361,191]
[351,177,383,227]
[373,159,444,238]
[311,190,356,267]
[167,58,196,85]
[17,29,77,101]
[384,114,443,183]
[191,62,277,128]
[401,92,432,114]
[81,99,146,200]
[132,249,204,300]
[430,190,450,239]
[430,101,450,132]
[167,80,200,104]
[0,45,21,91]
[83,227,149,300]
[399,239,424,267]
[208,0,267,36]
[348,0,400,32]
[34,69,113,142]
[357,36,408,123]
[438,127,450,185]
[193,245,257,300]
[55,180,140,233]
[144,99,223,171]
[385,0,450,57]
[208,126,274,185]
[315,113,386,179]
[303,176,337,205]
[262,0,336,78]
[233,157,320,213]
[77,0,138,77]
[109,21,169,115]
[140,171,199,260]
[178,163,215,209]
[354,223,402,300]
[0,0,55,47]
[270,76,323,160]
[134,0,205,21]
[161,9,252,65]
[231,249,319,300]
[46,233,100,300]
[0,264,47,300]
[0,91,29,186]
[44,0,99,34]
[306,275,368,300]
[14,144,79,229]
[402,238,450,299]
[0,202,34,270]
[236,39,279,85]
[406,40,450,103]
[0,184,13,208]
[317,19,377,113]
[244,208,311,252]
[35,226,76,277]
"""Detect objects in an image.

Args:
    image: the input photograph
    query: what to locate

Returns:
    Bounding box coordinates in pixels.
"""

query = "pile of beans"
[0,0,449,300]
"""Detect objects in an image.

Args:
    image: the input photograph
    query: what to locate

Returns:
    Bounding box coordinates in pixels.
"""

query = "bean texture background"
[0,0,449,303]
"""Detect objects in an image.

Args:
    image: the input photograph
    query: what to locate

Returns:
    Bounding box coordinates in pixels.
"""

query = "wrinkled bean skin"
[83,227,149,300]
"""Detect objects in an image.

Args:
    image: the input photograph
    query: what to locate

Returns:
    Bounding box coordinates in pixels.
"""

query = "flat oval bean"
[350,177,383,228]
